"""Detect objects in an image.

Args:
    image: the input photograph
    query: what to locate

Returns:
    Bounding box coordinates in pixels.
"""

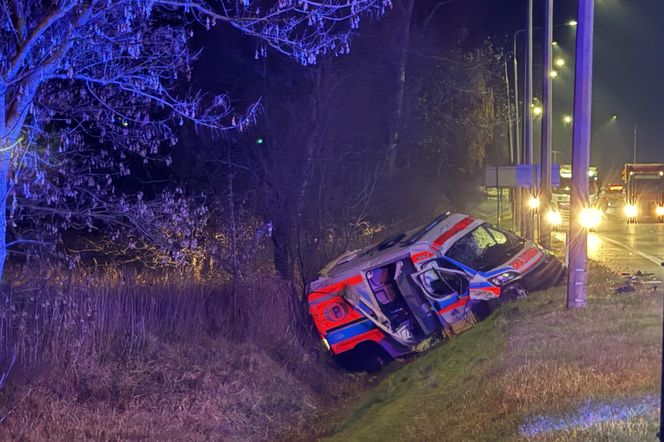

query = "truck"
[621,163,664,222]
[550,164,599,224]
[307,213,564,371]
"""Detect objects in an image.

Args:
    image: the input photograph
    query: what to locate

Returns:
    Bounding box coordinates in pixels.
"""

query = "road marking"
[599,235,663,267]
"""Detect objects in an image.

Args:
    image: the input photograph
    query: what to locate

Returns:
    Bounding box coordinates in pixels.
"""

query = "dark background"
[414,0,662,181]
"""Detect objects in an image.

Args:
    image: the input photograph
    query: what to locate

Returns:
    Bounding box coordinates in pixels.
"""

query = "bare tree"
[0,0,390,279]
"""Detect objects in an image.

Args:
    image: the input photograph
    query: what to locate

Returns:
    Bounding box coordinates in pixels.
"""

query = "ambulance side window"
[435,258,463,272]
[419,269,465,298]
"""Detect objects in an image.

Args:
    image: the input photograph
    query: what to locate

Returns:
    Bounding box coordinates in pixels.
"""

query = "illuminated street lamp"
[563,114,573,125]
[549,70,558,78]
[555,57,565,68]
[532,104,543,117]
[567,19,578,27]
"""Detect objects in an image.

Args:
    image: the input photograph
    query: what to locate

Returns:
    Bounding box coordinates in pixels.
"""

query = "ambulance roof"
[310,213,482,291]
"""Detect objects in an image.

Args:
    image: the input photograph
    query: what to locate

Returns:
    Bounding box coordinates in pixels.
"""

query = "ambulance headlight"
[624,204,638,218]
[656,206,664,217]
[489,271,520,286]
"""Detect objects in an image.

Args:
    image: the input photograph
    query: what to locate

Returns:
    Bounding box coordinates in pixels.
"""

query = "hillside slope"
[323,265,661,441]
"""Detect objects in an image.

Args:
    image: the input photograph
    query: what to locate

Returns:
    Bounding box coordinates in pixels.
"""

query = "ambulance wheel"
[470,299,498,321]
[334,343,392,373]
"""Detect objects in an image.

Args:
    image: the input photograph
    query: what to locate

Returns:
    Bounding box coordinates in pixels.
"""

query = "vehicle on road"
[307,213,565,371]
[621,163,664,222]
[551,164,599,225]
[597,183,625,213]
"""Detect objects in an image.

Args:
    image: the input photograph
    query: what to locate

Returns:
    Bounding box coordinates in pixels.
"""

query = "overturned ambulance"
[308,213,564,370]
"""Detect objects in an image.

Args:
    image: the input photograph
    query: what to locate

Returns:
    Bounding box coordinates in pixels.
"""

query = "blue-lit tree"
[0,0,389,278]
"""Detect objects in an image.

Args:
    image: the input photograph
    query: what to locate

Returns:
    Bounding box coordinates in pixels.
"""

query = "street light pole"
[512,30,524,165]
[522,0,534,241]
[539,0,553,249]
[511,20,574,238]
[567,0,594,309]
[504,54,515,165]
[513,30,523,235]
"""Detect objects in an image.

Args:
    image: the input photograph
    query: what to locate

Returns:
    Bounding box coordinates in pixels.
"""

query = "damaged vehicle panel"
[307,213,564,370]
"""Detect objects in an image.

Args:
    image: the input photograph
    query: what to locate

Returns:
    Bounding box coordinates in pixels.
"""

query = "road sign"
[484,164,561,188]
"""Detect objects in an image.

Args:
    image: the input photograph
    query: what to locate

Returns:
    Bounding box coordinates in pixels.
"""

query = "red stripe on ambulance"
[432,217,475,250]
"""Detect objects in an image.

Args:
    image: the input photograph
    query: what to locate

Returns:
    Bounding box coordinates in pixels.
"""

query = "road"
[551,215,663,277]
[591,216,664,276]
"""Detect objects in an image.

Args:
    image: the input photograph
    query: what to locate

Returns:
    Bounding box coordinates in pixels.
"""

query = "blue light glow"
[520,395,659,437]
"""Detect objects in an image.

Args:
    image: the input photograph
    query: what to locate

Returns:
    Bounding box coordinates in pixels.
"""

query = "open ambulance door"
[410,265,476,335]
[343,283,419,346]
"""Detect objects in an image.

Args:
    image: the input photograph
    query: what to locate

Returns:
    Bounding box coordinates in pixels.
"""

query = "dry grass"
[0,336,352,441]
[324,263,662,441]
[0,266,360,441]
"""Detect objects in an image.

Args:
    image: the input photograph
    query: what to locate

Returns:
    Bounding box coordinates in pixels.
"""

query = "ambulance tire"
[334,342,392,373]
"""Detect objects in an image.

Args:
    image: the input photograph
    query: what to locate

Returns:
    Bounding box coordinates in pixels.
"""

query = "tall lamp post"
[567,0,594,309]
[539,0,554,249]
[511,20,576,239]
[523,0,534,240]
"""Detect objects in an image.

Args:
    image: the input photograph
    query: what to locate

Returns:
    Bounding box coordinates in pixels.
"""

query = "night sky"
[429,0,662,182]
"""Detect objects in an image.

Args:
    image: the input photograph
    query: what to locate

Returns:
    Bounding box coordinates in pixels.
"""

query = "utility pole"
[522,0,534,240]
[504,54,515,231]
[539,0,553,249]
[512,38,521,165]
[567,0,594,309]
[513,33,522,234]
[504,55,515,165]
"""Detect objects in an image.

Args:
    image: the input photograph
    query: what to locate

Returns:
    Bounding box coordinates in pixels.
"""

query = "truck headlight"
[624,204,638,218]
[545,210,562,226]
[656,206,664,217]
[489,271,520,286]
[579,207,602,229]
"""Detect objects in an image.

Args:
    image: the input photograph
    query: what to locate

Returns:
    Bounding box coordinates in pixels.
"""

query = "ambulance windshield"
[445,224,524,272]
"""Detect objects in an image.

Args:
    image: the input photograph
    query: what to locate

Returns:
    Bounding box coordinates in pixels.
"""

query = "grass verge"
[322,263,662,441]
[0,268,363,441]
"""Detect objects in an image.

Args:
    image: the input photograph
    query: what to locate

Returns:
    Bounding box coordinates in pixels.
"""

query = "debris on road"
[614,270,663,294]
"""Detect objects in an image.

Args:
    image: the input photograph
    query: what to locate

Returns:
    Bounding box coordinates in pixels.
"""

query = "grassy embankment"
[323,263,662,441]
[0,269,364,441]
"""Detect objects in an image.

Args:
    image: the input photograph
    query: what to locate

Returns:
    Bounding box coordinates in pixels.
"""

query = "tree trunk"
[0,83,12,284]
[295,64,324,219]
[272,221,292,280]
[0,149,8,282]
[386,0,414,173]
